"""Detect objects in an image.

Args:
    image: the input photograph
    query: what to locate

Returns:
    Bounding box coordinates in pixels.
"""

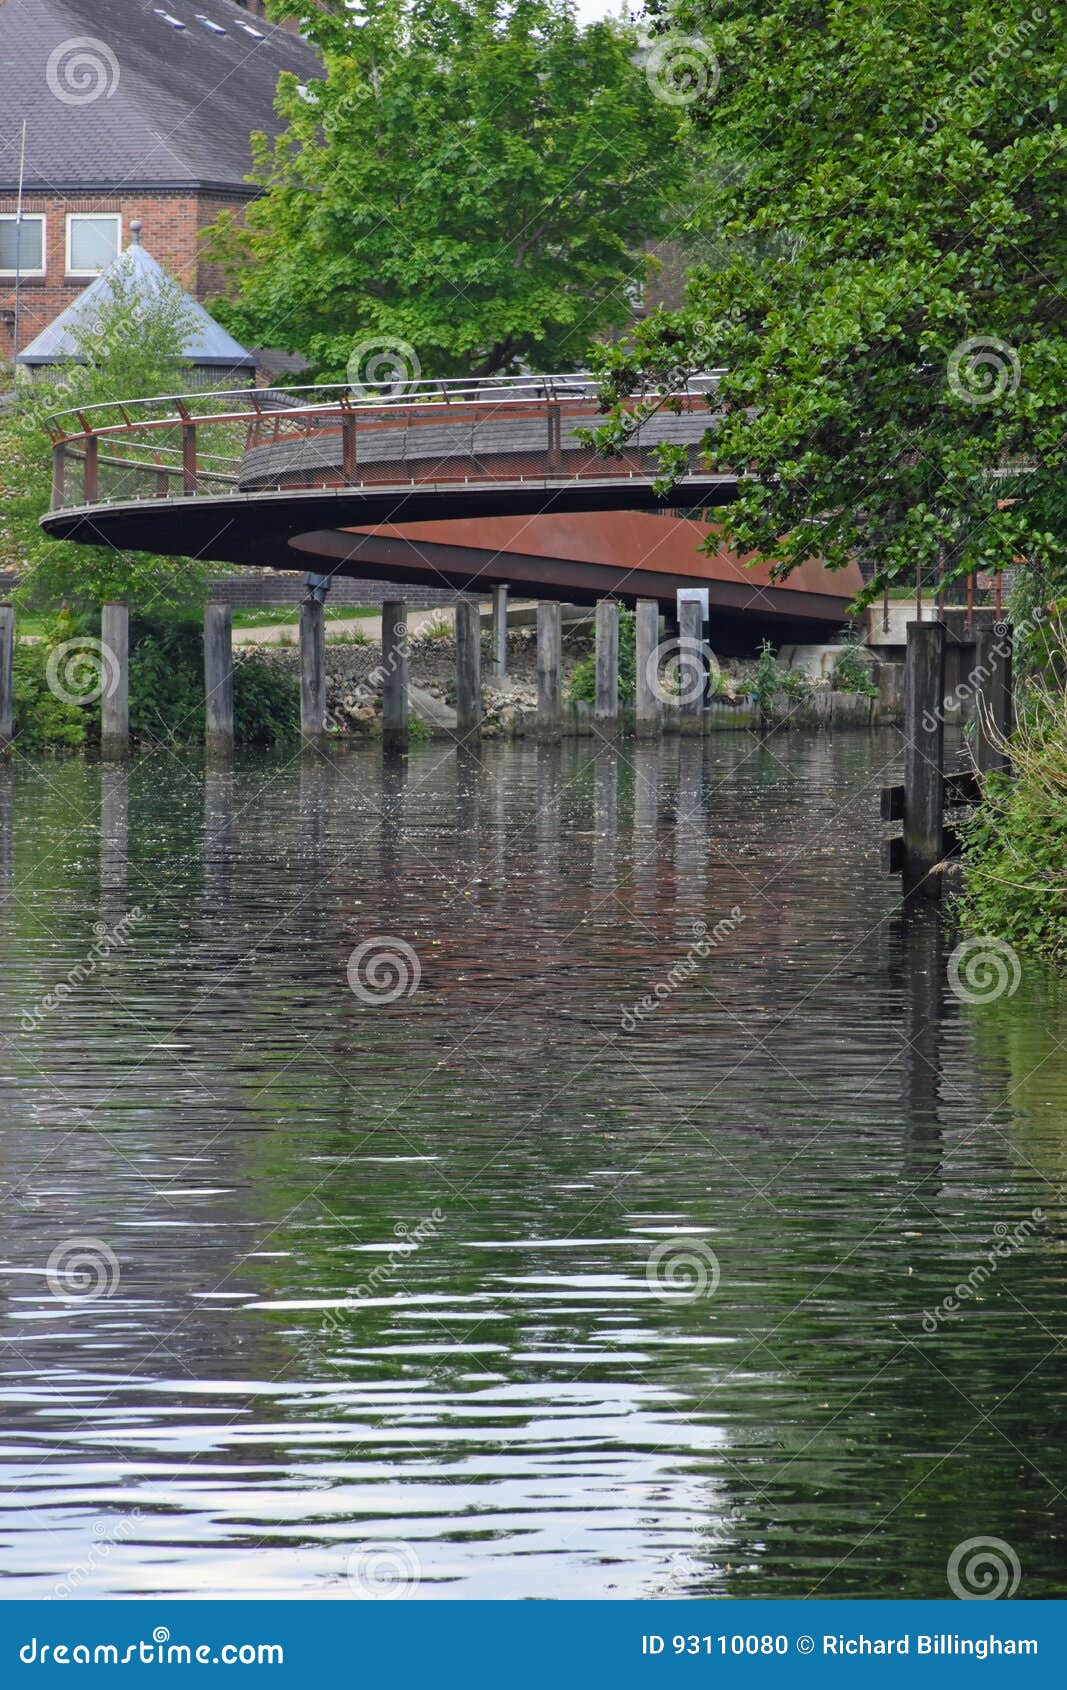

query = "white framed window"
[0,214,46,277]
[66,213,122,276]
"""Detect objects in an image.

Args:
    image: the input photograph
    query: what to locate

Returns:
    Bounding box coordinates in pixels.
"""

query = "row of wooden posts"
[0,592,704,758]
[884,619,1014,899]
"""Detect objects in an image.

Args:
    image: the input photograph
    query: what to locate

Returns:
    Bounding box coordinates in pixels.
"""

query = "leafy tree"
[208,0,687,380]
[0,261,214,613]
[590,1,1067,598]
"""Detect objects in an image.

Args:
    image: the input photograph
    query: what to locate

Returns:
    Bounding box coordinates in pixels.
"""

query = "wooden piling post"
[974,623,1013,777]
[100,600,129,761]
[635,598,661,738]
[678,598,706,733]
[903,620,946,899]
[536,602,562,741]
[0,603,14,748]
[203,602,234,761]
[381,599,409,752]
[299,598,326,746]
[455,599,482,737]
[490,584,508,681]
[595,600,619,732]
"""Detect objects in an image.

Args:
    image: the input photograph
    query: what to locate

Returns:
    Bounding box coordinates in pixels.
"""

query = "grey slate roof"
[0,0,322,193]
[15,235,255,365]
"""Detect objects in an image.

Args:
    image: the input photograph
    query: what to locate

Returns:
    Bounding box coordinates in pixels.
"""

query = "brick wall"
[208,572,477,610]
[0,188,252,363]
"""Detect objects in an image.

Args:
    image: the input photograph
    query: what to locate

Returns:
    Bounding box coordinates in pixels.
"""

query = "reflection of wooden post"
[203,602,234,761]
[974,624,1013,777]
[635,599,660,738]
[100,601,129,761]
[595,600,619,731]
[679,598,705,734]
[0,604,14,747]
[536,602,561,741]
[455,600,482,737]
[381,599,409,752]
[903,621,945,899]
[299,598,326,746]
[490,585,508,680]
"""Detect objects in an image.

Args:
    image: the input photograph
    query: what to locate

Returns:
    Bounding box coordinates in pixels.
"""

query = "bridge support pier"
[101,600,129,761]
[635,600,661,739]
[455,600,482,738]
[0,603,14,748]
[974,623,1013,777]
[595,600,619,734]
[381,600,409,753]
[679,598,706,733]
[299,598,326,747]
[536,602,561,741]
[203,602,234,761]
[903,620,945,900]
[490,585,508,681]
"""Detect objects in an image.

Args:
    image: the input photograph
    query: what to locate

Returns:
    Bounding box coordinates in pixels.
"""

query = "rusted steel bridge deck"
[40,373,862,638]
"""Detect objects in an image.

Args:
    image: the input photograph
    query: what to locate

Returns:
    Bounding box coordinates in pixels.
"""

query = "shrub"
[831,643,878,696]
[959,680,1067,959]
[567,607,636,704]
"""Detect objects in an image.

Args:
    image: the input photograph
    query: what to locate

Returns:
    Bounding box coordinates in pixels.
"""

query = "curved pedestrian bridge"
[39,372,860,632]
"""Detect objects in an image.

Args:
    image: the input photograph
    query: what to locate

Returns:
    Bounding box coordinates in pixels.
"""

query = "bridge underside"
[44,478,861,647]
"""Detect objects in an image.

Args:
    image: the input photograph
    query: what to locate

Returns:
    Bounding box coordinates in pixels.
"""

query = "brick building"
[0,0,320,364]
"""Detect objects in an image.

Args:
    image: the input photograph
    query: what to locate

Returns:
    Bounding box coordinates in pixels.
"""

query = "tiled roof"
[0,0,321,193]
[15,234,255,365]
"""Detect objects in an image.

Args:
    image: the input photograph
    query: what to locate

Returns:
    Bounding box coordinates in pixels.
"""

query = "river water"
[0,732,1063,1600]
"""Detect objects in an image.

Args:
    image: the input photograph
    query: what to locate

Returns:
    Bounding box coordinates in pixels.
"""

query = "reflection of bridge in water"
[42,374,862,647]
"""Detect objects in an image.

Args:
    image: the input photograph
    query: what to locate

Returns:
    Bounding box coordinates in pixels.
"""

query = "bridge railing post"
[595,600,619,733]
[536,602,561,741]
[455,600,482,738]
[299,598,326,747]
[381,599,409,752]
[203,601,235,762]
[635,599,661,738]
[903,619,946,899]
